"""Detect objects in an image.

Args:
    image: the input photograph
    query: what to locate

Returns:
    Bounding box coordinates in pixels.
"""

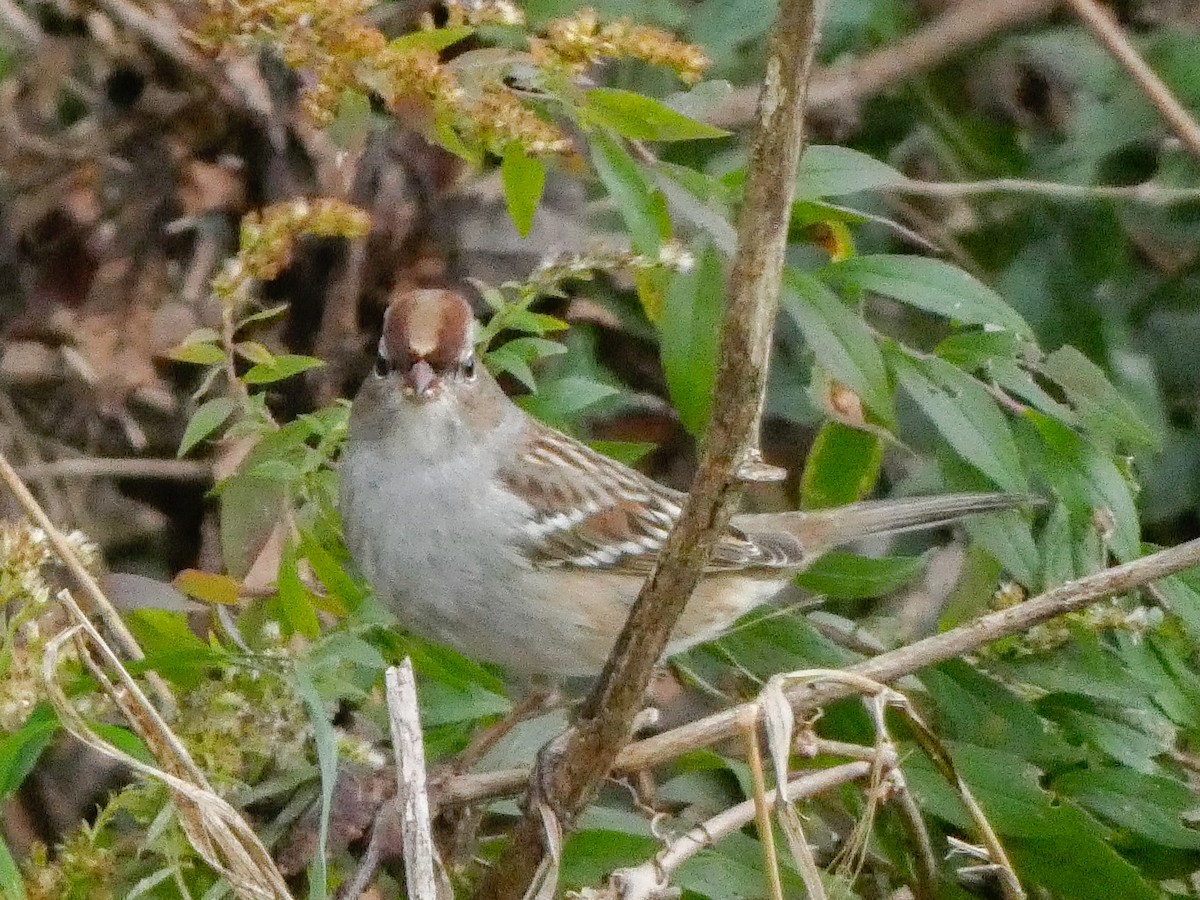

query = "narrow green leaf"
[830,254,1032,338]
[587,440,657,465]
[795,144,906,198]
[167,341,226,365]
[237,303,291,329]
[1017,414,1140,560]
[243,354,324,384]
[784,270,894,424]
[582,87,730,141]
[294,666,338,900]
[0,707,57,799]
[590,132,667,258]
[388,26,474,53]
[889,349,1028,493]
[793,552,925,599]
[277,539,320,639]
[798,421,883,509]
[516,376,618,423]
[178,397,235,457]
[0,834,24,900]
[501,144,546,237]
[1037,345,1158,448]
[661,245,722,436]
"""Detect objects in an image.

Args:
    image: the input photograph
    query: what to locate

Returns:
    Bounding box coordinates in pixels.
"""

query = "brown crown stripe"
[383,289,473,372]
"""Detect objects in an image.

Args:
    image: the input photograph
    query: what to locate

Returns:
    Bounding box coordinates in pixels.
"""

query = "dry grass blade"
[42,590,295,900]
[741,707,787,900]
[899,700,1025,900]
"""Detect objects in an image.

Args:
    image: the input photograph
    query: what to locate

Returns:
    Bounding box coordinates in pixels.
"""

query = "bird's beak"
[406,359,437,397]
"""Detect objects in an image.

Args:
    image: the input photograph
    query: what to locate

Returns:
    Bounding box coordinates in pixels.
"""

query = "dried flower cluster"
[212,198,371,305]
[201,1,708,156]
[531,8,710,84]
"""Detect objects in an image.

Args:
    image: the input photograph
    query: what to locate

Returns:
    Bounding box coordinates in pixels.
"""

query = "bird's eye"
[462,355,477,380]
[374,354,390,378]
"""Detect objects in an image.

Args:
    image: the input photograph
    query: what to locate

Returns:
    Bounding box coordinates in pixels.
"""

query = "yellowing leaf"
[172,569,240,606]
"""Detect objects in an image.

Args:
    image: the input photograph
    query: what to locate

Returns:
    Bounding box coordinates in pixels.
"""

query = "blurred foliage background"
[2,0,1200,898]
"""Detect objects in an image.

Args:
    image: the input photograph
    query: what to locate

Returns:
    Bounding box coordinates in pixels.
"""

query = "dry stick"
[893,177,1200,204]
[609,762,874,900]
[16,457,214,482]
[0,448,175,711]
[438,536,1200,806]
[1064,0,1200,161]
[386,661,444,900]
[471,3,825,898]
[708,0,1058,128]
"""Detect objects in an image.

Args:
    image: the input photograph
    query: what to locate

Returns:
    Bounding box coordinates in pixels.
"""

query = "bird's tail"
[784,492,1034,554]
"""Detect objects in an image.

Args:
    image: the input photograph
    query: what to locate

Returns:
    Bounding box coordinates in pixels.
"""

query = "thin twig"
[608,762,873,900]
[890,779,939,900]
[470,3,826,898]
[708,0,1058,128]
[16,457,214,482]
[436,536,1200,806]
[893,176,1200,204]
[0,447,175,711]
[1064,0,1200,160]
[386,661,443,900]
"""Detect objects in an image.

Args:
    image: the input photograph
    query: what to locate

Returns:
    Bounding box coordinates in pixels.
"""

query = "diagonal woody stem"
[470,2,825,898]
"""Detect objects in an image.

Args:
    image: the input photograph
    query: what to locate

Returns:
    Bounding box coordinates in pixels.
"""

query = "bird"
[339,287,1027,678]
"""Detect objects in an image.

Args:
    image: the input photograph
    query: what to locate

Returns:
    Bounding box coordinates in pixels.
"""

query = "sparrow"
[339,288,1026,677]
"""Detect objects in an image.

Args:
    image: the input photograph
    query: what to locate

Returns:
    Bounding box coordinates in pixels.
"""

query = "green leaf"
[963,509,1041,588]
[582,87,729,141]
[178,397,235,457]
[388,26,474,53]
[1018,414,1140,560]
[1052,767,1200,849]
[793,552,925,599]
[243,354,324,384]
[590,131,668,258]
[0,834,23,900]
[167,341,226,365]
[126,609,223,688]
[784,269,894,424]
[587,440,656,465]
[1037,345,1159,449]
[327,89,372,149]
[276,539,320,640]
[798,421,882,509]
[417,681,511,727]
[829,254,1032,338]
[237,303,291,329]
[516,376,618,423]
[0,706,57,799]
[172,568,240,606]
[795,144,906,198]
[661,244,722,435]
[889,349,1028,493]
[294,666,339,900]
[501,144,545,237]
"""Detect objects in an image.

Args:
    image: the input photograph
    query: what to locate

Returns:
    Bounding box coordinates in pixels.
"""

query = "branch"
[708,0,1058,128]
[617,536,1200,773]
[1064,0,1200,161]
[439,537,1200,806]
[892,177,1200,205]
[471,3,825,898]
[16,457,214,482]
